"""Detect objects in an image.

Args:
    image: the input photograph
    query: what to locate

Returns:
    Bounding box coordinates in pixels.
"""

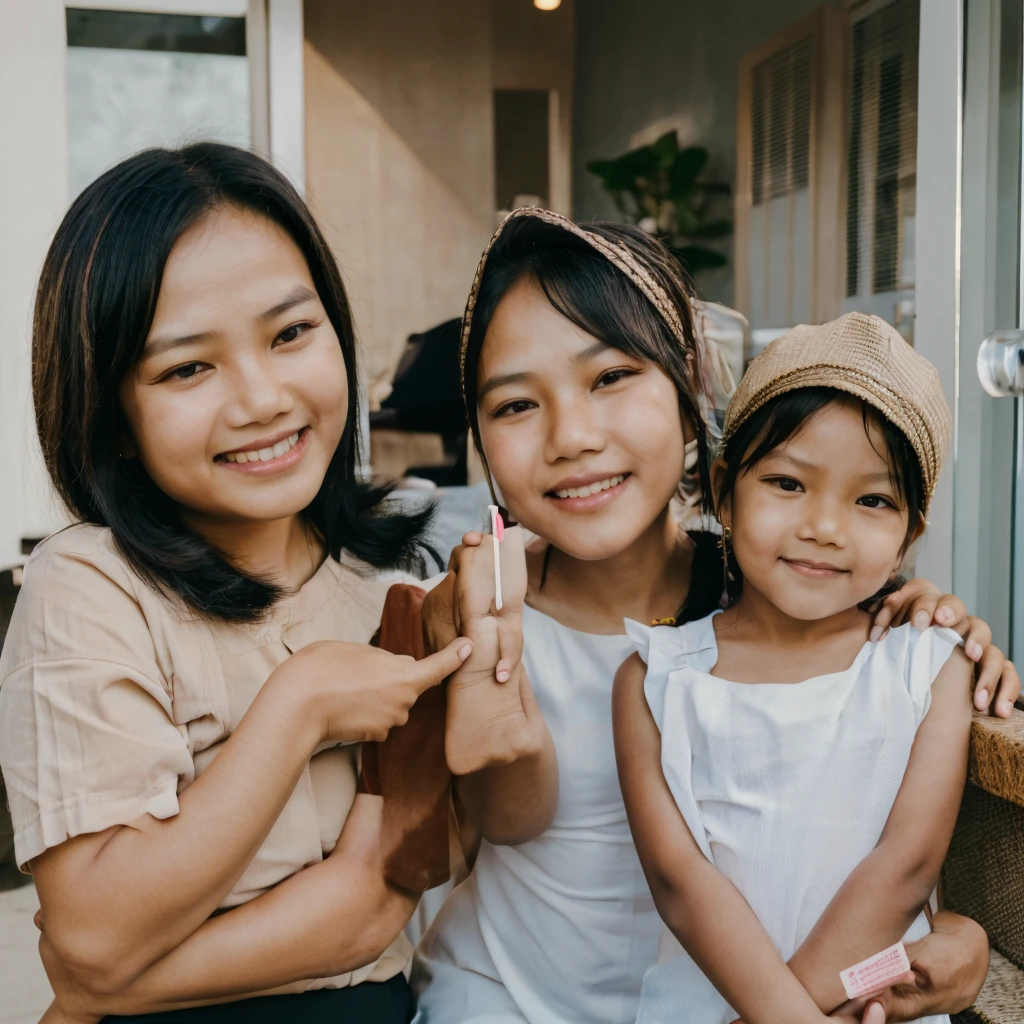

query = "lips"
[781,558,849,578]
[216,428,304,464]
[550,473,626,499]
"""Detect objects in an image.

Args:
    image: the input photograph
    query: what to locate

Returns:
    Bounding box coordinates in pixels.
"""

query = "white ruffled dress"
[625,612,959,1024]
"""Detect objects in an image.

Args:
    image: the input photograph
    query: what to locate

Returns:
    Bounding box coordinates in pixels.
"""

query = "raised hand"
[443,526,540,776]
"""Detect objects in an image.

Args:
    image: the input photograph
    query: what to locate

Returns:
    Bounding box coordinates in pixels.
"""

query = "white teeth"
[223,432,301,464]
[553,474,625,499]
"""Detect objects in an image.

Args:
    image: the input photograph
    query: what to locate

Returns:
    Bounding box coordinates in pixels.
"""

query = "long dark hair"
[462,216,713,589]
[680,387,925,622]
[33,142,433,622]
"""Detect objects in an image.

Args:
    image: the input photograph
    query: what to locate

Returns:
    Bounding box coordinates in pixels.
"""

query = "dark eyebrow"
[257,284,318,323]
[478,371,533,403]
[768,451,893,484]
[571,341,611,365]
[144,285,319,358]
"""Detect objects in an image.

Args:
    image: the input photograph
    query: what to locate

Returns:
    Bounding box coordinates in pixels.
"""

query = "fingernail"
[968,643,983,660]
[496,669,510,683]
[937,607,953,624]
[869,625,883,642]
[976,689,988,709]
[914,611,930,630]
[458,644,472,661]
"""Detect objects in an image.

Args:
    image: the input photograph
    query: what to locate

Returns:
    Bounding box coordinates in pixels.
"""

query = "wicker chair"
[946,711,1024,1023]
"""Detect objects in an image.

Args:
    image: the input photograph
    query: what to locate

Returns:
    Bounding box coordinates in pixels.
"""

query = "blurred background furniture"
[370,319,469,487]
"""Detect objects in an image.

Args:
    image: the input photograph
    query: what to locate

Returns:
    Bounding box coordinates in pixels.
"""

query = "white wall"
[0,0,70,566]
[572,0,844,306]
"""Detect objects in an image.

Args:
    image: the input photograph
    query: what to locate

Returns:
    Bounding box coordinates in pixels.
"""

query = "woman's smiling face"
[119,204,348,529]
[475,275,690,561]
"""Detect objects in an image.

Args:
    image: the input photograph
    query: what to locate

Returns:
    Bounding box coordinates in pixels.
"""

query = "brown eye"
[278,323,308,343]
[170,363,201,380]
[858,494,895,509]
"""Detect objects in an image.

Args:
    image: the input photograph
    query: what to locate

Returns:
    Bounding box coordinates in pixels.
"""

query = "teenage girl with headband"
[0,143,474,1023]
[415,209,1018,1024]
[614,314,971,1024]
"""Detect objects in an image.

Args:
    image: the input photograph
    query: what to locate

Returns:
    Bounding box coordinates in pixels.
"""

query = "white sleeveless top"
[626,612,960,1024]
[412,603,661,1023]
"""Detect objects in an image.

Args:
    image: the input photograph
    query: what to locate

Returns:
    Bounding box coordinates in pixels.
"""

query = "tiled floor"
[0,883,52,1023]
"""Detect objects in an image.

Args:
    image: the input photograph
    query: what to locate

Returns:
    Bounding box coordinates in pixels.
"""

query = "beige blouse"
[0,523,413,988]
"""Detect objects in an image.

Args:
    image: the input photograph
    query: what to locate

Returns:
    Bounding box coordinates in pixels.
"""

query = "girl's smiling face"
[476,275,690,561]
[718,397,922,621]
[119,204,348,529]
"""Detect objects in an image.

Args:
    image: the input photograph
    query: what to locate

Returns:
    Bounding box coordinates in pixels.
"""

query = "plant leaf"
[651,130,680,169]
[672,245,729,271]
[668,147,710,193]
[688,218,733,238]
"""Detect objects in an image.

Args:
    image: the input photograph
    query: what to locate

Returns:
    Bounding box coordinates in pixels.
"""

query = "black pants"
[102,973,414,1023]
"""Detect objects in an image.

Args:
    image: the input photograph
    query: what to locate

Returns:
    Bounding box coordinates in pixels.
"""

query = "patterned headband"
[458,207,696,404]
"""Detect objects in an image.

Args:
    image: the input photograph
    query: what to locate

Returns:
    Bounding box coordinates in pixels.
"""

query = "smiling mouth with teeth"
[221,431,301,464]
[551,474,627,499]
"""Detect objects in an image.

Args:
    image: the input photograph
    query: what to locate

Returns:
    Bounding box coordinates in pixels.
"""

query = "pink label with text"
[840,942,911,1000]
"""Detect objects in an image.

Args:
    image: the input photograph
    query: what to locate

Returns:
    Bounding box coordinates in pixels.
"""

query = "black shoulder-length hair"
[33,142,434,622]
[462,216,713,601]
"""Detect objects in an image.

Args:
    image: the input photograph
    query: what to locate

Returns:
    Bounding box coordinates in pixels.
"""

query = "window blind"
[846,0,919,299]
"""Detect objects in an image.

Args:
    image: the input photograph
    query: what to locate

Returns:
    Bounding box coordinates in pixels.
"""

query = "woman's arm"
[788,646,974,1012]
[39,794,417,1018]
[33,637,471,996]
[613,653,832,1024]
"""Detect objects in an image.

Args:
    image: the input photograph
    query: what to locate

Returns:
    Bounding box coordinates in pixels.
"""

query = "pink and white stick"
[488,504,504,611]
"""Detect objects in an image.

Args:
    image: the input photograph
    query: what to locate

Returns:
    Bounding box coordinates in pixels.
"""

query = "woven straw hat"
[724,312,951,504]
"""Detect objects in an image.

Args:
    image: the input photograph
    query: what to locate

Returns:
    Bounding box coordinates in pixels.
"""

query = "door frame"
[912,0,963,593]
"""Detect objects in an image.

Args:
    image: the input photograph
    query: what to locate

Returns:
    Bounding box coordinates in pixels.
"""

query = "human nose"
[227,352,294,426]
[797,494,848,548]
[544,389,605,462]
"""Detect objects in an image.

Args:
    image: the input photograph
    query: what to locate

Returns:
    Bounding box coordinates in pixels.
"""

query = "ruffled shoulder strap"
[872,623,963,724]
[624,614,719,732]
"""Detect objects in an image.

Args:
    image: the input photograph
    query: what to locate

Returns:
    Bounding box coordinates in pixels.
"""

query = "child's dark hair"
[462,215,713,574]
[679,387,925,623]
[33,142,434,622]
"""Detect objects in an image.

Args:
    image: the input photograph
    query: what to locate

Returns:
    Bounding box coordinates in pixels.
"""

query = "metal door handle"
[978,330,1024,397]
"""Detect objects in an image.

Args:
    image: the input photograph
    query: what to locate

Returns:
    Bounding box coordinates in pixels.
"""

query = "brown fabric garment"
[364,583,452,892]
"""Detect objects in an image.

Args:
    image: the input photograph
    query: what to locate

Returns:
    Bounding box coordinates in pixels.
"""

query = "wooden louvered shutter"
[845,0,918,333]
[735,8,845,346]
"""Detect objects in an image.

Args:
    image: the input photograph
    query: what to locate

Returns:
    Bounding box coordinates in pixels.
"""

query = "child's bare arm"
[788,646,974,1012]
[613,653,831,1024]
[433,528,558,845]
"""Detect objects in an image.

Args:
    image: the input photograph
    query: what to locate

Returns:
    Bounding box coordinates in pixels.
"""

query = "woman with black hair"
[0,143,473,1023]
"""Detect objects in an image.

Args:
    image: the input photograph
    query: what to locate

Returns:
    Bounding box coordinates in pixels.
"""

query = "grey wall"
[573,0,842,305]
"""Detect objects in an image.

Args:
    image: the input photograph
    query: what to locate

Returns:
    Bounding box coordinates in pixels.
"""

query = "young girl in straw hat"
[614,313,971,1024]
[415,209,1013,1024]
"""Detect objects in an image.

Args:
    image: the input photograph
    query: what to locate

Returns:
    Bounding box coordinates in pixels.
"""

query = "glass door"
[956,0,1023,656]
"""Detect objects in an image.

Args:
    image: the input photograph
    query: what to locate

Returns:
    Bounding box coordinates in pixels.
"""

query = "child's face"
[119,205,348,529]
[476,276,689,561]
[719,398,919,621]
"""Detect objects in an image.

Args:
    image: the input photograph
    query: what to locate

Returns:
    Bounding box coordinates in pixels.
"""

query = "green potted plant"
[586,130,732,273]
